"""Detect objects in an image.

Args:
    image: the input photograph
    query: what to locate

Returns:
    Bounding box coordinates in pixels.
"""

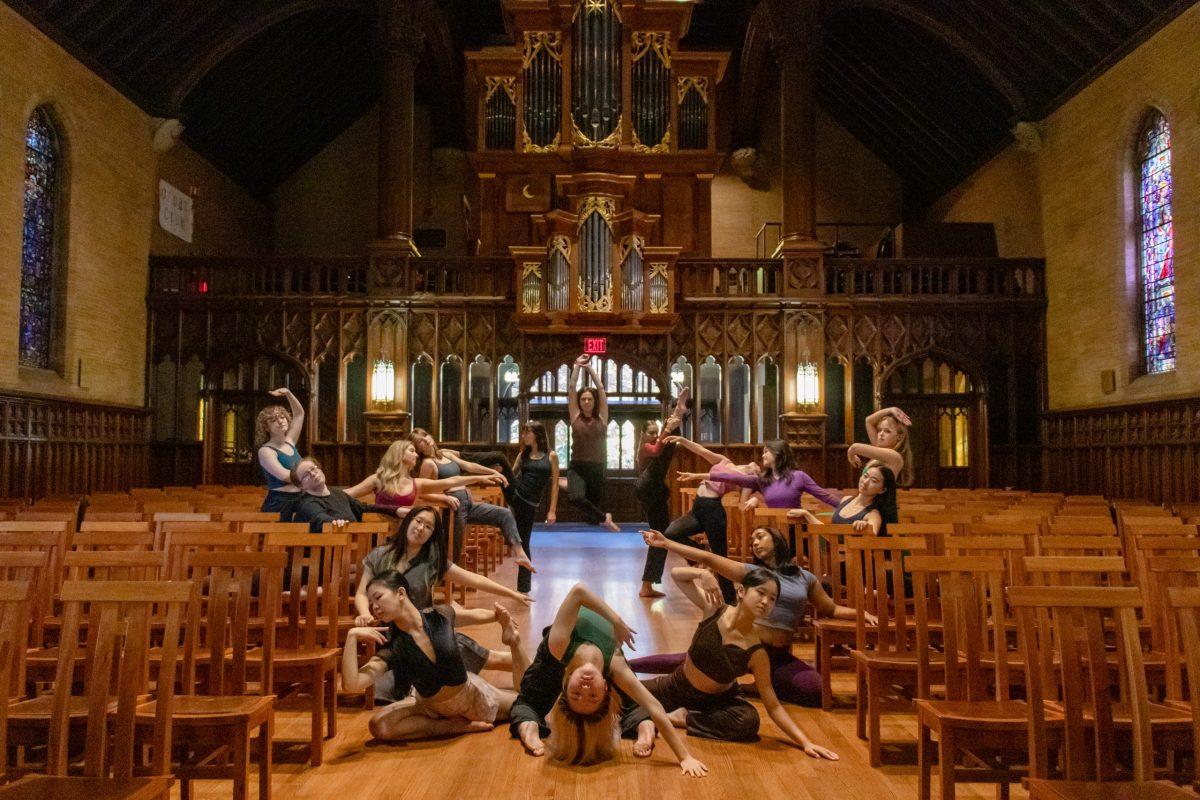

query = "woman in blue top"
[256,387,305,515]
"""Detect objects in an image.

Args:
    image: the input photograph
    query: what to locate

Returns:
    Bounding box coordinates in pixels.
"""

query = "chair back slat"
[0,580,33,779]
[265,532,349,649]
[163,530,255,581]
[805,524,861,604]
[1010,585,1150,783]
[0,549,51,650]
[1037,534,1123,557]
[846,536,927,654]
[64,550,166,582]
[69,530,157,551]
[49,580,193,779]
[1022,555,1127,588]
[1146,557,1200,697]
[945,534,1029,584]
[1164,585,1200,790]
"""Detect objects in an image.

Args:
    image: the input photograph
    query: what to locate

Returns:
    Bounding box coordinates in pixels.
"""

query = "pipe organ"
[465,0,727,331]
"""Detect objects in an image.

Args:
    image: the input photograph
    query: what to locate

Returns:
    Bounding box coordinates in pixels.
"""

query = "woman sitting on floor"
[342,571,526,741]
[510,582,708,776]
[621,568,839,759]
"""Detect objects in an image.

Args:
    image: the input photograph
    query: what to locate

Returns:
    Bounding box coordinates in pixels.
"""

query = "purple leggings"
[627,644,822,708]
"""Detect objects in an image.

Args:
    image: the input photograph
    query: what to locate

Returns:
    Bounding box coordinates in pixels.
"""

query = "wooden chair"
[848,535,931,766]
[258,532,347,766]
[1011,585,1196,800]
[945,535,1030,586]
[2,580,192,799]
[0,521,70,595]
[913,556,1039,800]
[1023,556,1129,588]
[1038,535,1124,557]
[137,551,285,800]
[1146,557,1200,706]
[69,530,157,552]
[161,530,255,582]
[241,522,310,552]
[0,534,59,656]
[1165,586,1200,792]
[82,512,145,523]
[808,524,868,709]
[0,580,34,781]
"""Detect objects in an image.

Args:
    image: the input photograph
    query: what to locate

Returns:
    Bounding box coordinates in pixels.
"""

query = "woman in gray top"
[634,526,872,707]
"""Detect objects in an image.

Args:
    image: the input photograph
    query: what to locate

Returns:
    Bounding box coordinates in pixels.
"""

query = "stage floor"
[191,527,1016,800]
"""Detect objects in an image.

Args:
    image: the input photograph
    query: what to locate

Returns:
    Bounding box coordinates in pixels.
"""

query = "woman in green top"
[509,582,708,776]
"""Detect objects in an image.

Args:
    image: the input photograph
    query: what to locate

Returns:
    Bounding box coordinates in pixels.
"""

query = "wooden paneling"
[1044,397,1200,503]
[0,392,150,499]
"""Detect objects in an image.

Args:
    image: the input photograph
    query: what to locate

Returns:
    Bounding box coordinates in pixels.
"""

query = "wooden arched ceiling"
[5,0,1194,204]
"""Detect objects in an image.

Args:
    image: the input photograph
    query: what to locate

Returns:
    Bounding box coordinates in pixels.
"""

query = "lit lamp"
[371,359,395,407]
[795,362,819,408]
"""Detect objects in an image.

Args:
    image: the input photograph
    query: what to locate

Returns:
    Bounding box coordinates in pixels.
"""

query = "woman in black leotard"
[624,569,839,758]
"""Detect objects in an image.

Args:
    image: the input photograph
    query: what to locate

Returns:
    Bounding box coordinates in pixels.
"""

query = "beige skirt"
[412,672,500,723]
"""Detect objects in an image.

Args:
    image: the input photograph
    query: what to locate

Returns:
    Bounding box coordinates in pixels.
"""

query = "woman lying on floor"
[622,568,839,759]
[342,571,528,741]
[509,582,708,776]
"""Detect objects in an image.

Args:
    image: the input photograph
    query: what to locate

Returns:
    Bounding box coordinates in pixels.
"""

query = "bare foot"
[514,551,537,573]
[495,603,520,648]
[673,386,691,418]
[667,708,688,729]
[603,514,620,532]
[518,721,545,756]
[465,721,494,733]
[639,582,665,598]
[633,719,657,757]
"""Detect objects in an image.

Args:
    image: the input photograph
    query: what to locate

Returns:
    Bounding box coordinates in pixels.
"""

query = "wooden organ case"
[465,0,728,335]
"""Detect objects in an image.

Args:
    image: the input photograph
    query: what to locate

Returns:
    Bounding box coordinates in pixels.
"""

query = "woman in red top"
[563,354,619,531]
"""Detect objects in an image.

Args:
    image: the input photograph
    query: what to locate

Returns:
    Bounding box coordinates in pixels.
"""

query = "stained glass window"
[19,107,61,369]
[1137,112,1176,374]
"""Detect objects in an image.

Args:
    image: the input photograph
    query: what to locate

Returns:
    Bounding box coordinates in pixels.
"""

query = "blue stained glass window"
[1137,112,1175,374]
[19,107,60,370]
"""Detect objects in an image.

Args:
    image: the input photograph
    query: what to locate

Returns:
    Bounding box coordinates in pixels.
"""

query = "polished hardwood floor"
[191,527,1017,800]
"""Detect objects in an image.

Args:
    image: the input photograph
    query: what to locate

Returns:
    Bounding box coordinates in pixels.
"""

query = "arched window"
[698,355,722,443]
[440,355,464,441]
[1136,111,1176,374]
[19,107,64,370]
[497,356,520,443]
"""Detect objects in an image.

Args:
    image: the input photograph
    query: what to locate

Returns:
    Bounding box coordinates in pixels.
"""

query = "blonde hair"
[375,440,415,495]
[545,653,620,765]
[880,412,914,487]
[254,405,291,447]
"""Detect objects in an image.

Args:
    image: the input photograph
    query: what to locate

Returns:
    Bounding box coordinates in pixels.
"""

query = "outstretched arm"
[642,529,752,584]
[445,562,532,605]
[663,436,727,466]
[268,388,305,445]
[610,658,709,777]
[452,606,499,627]
[567,360,583,421]
[344,474,379,499]
[414,473,498,493]
[445,450,508,483]
[547,582,635,660]
[847,442,905,476]
[748,649,838,759]
[670,567,725,614]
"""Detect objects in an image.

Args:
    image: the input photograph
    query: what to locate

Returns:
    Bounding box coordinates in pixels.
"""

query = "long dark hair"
[576,386,600,420]
[865,460,899,535]
[760,440,795,486]
[366,568,413,597]
[408,428,439,479]
[516,420,549,472]
[390,505,448,579]
[750,526,801,576]
[741,566,782,594]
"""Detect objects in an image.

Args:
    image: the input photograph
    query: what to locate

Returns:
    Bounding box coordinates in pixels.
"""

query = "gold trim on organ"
[631,32,671,68]
[484,77,516,103]
[677,76,709,105]
[578,196,617,227]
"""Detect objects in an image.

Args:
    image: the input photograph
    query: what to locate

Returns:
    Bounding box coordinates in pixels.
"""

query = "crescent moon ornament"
[521,183,535,199]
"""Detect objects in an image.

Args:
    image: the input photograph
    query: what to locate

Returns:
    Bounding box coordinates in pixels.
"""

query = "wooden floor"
[190,527,1025,800]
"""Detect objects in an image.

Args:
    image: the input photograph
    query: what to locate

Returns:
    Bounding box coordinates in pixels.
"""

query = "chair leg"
[919,721,934,800]
[310,665,324,766]
[855,665,867,740]
[232,724,249,800]
[938,728,956,800]
[180,777,191,800]
[259,714,273,800]
[326,666,338,738]
[868,669,883,767]
[818,633,833,711]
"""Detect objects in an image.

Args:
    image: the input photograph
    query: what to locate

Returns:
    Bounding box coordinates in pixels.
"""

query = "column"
[377,1,423,247]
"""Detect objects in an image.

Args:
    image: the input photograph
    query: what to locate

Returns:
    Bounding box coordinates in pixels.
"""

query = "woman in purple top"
[562,354,620,532]
[710,440,842,511]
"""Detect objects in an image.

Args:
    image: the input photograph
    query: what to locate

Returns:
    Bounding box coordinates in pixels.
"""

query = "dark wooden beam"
[732,0,776,148]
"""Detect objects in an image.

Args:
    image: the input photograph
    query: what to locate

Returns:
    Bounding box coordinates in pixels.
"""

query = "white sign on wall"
[158,179,193,243]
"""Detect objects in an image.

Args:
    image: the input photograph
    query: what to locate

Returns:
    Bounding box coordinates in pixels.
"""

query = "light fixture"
[371,359,395,406]
[796,362,819,407]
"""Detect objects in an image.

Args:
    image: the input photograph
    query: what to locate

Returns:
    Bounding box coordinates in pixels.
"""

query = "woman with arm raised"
[563,354,620,531]
[256,387,306,516]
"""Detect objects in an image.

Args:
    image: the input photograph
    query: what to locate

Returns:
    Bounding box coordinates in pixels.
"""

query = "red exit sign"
[583,336,607,355]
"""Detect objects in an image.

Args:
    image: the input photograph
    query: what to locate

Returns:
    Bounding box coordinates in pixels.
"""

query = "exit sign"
[583,336,607,355]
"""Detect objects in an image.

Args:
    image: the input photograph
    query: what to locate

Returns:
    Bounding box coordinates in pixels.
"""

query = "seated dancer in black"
[623,569,839,759]
[509,582,708,776]
[789,459,898,536]
[289,457,400,532]
[341,571,527,741]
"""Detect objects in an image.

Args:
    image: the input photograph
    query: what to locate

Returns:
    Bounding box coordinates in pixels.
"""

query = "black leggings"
[621,668,759,742]
[641,496,734,603]
[511,495,538,593]
[565,460,607,525]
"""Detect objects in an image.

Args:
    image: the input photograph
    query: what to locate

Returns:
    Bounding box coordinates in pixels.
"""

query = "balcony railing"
[825,258,1044,299]
[676,259,782,298]
[150,256,369,297]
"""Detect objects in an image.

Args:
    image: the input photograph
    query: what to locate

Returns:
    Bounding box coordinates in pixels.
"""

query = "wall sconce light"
[796,362,819,407]
[371,359,395,406]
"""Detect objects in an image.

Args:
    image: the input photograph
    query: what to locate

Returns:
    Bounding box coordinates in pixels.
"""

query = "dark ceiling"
[5,0,1194,207]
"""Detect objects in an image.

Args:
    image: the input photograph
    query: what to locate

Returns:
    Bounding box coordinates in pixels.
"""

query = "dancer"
[563,354,620,531]
[352,506,531,701]
[342,571,528,741]
[289,457,402,532]
[410,428,533,572]
[622,569,838,758]
[345,439,500,518]
[634,527,872,707]
[711,440,842,513]
[256,387,305,515]
[510,582,708,776]
[847,406,913,487]
[644,435,746,603]
[634,390,691,599]
[508,421,559,593]
[789,460,898,536]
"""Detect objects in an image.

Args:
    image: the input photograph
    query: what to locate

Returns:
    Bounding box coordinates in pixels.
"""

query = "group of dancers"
[250,356,913,776]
